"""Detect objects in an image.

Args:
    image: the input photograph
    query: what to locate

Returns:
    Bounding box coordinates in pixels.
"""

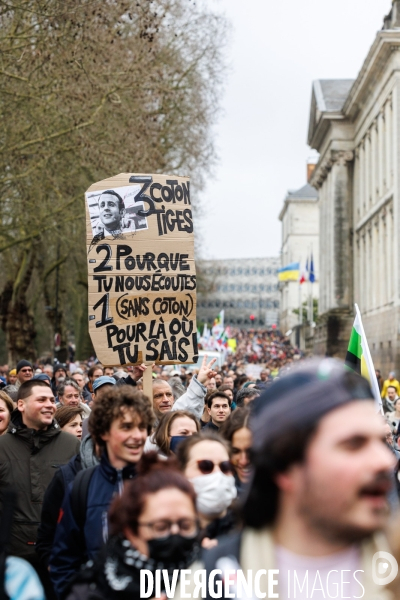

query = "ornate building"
[308,4,400,371]
[279,183,319,337]
[196,258,280,329]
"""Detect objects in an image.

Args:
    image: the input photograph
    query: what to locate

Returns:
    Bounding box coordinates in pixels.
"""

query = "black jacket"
[0,410,80,560]
[36,454,82,567]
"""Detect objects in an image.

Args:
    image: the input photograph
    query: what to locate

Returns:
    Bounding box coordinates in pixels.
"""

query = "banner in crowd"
[86,173,197,366]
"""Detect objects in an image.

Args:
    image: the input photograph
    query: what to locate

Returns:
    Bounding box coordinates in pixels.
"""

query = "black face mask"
[147,533,198,566]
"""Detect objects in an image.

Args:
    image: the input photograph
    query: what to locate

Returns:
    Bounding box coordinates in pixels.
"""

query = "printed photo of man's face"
[98,192,125,231]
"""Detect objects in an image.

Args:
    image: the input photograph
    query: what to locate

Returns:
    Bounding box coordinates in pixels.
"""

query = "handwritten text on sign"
[86,174,197,366]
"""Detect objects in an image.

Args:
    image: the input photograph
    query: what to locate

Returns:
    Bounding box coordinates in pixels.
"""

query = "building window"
[230,284,235,292]
[259,284,264,291]
[245,268,250,275]
[244,284,249,291]
[252,285,257,292]
[230,269,236,276]
[273,301,279,308]
[245,301,250,308]
[252,267,257,274]
[222,285,228,292]
[237,285,243,293]
[237,268,243,275]
[259,269,265,275]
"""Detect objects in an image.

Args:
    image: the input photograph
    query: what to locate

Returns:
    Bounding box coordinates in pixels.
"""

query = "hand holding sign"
[197,354,218,386]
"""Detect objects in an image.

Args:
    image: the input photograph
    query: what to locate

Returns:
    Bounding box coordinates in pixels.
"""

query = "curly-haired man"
[49,387,154,597]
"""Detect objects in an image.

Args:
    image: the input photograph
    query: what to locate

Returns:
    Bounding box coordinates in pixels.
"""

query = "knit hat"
[16,360,33,373]
[251,358,374,453]
[8,369,16,376]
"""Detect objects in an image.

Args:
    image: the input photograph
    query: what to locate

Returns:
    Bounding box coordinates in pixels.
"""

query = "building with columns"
[279,183,319,337]
[308,3,400,372]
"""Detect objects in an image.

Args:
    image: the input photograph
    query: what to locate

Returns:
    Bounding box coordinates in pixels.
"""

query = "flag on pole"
[278,262,300,282]
[299,260,307,284]
[212,310,224,337]
[345,304,382,412]
[309,253,315,283]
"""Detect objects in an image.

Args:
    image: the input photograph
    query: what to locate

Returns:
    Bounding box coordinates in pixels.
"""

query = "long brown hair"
[153,410,200,456]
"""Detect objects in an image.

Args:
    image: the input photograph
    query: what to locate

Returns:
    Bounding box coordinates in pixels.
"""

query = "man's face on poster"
[98,193,125,231]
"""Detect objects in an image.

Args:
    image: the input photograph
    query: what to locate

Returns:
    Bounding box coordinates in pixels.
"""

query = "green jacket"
[0,410,80,559]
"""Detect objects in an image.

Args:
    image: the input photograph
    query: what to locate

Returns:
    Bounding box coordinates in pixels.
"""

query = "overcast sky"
[198,0,390,260]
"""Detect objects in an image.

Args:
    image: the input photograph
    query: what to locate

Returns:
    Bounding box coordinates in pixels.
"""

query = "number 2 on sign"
[93,293,113,328]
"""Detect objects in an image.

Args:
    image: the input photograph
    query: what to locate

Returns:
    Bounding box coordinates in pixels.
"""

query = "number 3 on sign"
[93,293,113,328]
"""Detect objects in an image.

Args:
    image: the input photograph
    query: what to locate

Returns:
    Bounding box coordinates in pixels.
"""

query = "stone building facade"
[308,5,400,372]
[279,183,319,336]
[196,258,280,329]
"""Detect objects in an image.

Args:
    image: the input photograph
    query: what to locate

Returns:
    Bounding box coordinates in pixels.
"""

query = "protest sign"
[86,173,197,367]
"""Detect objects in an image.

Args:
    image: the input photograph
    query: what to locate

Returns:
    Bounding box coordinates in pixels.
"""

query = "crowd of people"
[0,348,399,598]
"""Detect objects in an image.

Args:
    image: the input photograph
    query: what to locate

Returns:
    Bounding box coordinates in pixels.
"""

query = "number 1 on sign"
[93,293,113,328]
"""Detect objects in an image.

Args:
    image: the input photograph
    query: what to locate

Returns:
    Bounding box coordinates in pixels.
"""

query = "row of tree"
[0,0,227,364]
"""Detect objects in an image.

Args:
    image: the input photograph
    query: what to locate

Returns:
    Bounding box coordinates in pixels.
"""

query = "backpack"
[70,466,97,531]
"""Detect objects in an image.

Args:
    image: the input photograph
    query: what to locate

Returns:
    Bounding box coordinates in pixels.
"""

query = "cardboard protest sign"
[86,173,197,367]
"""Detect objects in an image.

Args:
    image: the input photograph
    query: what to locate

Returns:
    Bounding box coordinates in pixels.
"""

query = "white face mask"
[190,470,237,517]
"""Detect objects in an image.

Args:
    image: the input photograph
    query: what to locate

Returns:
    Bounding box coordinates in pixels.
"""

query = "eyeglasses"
[197,459,233,475]
[21,368,33,373]
[138,518,199,537]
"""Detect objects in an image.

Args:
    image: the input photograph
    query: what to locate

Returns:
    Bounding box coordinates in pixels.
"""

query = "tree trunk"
[0,279,37,364]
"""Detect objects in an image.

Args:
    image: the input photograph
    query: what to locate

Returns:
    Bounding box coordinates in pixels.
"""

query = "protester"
[384,385,399,413]
[177,359,395,599]
[0,380,80,598]
[176,430,237,545]
[205,377,216,391]
[63,453,200,600]
[82,365,103,396]
[0,391,13,435]
[33,373,52,386]
[15,360,33,388]
[103,367,114,377]
[49,386,154,598]
[235,386,260,407]
[204,390,231,431]
[36,435,99,571]
[150,355,216,425]
[51,364,67,395]
[381,371,400,399]
[220,407,252,491]
[81,375,116,438]
[150,410,200,456]
[7,369,17,386]
[57,380,91,417]
[55,406,83,439]
[71,372,91,403]
[217,383,234,404]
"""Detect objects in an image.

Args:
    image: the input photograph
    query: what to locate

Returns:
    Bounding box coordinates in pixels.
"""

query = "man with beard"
[176,359,395,599]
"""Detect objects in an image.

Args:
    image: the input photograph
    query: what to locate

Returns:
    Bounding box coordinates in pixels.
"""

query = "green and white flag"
[345,304,382,412]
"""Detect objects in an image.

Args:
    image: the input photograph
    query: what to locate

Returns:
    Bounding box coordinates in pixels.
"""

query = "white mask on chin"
[190,471,237,517]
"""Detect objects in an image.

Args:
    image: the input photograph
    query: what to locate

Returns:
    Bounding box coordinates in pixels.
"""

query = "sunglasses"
[197,459,233,475]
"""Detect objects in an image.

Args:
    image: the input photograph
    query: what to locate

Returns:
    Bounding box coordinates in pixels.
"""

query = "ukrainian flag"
[278,262,300,282]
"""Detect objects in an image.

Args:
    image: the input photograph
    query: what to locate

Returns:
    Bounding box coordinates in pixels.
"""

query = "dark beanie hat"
[250,357,375,453]
[16,360,33,373]
[240,358,375,529]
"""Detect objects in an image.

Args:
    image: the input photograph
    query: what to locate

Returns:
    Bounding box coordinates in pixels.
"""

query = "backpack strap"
[70,466,97,531]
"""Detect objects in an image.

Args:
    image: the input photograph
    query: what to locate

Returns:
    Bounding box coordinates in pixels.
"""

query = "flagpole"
[354,304,383,413]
